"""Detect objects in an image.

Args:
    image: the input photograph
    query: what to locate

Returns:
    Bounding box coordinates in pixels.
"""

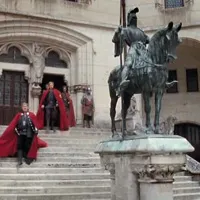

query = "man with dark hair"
[37,81,69,132]
[0,102,47,166]
[61,85,76,127]
[81,87,94,128]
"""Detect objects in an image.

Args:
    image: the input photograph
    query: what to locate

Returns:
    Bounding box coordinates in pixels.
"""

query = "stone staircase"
[0,126,200,200]
[0,126,111,200]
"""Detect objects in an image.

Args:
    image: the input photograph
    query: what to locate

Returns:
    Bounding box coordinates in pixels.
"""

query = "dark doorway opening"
[41,74,66,92]
[40,74,66,128]
[175,123,200,162]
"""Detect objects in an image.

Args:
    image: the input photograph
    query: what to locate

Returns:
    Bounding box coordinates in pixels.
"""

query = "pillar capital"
[132,164,185,183]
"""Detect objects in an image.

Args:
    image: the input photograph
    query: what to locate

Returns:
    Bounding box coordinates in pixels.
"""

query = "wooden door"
[0,71,28,125]
[175,123,200,162]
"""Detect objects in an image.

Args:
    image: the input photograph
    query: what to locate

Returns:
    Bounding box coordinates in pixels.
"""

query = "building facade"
[0,0,120,126]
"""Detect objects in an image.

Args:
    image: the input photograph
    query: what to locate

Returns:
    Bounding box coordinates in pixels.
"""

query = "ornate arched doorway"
[175,123,200,161]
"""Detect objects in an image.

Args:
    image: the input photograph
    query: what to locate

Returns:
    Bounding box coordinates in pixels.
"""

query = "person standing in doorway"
[61,85,76,127]
[81,87,94,128]
[37,81,69,132]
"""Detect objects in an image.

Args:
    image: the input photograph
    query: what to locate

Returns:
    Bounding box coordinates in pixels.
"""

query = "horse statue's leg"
[143,92,152,130]
[109,85,119,137]
[154,89,164,134]
[121,92,132,137]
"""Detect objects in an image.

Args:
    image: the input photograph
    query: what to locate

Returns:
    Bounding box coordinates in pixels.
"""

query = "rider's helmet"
[127,7,139,27]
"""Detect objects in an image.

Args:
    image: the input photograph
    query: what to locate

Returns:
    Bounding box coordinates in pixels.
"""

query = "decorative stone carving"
[31,83,42,97]
[30,43,45,84]
[127,96,138,116]
[116,96,138,119]
[73,84,90,93]
[159,115,177,135]
[132,164,185,182]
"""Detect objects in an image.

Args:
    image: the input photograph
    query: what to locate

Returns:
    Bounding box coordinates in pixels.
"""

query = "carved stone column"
[31,84,42,114]
[133,163,184,200]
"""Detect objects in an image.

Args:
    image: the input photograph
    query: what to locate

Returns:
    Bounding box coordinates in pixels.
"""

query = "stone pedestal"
[95,135,194,200]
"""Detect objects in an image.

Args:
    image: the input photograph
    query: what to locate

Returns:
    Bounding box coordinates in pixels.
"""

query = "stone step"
[0,162,100,168]
[0,157,100,163]
[42,143,97,148]
[173,181,200,188]
[173,176,192,182]
[0,167,108,174]
[0,179,110,187]
[38,152,97,157]
[39,147,96,152]
[174,187,200,194]
[0,185,111,194]
[38,138,102,144]
[0,173,109,180]
[174,193,200,200]
[0,193,110,200]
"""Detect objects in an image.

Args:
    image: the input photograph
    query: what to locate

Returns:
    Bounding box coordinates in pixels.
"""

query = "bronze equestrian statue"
[108,8,182,137]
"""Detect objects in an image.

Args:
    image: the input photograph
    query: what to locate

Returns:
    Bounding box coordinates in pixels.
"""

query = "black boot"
[51,120,56,133]
[17,150,23,166]
[83,120,86,128]
[46,119,50,132]
[87,121,91,128]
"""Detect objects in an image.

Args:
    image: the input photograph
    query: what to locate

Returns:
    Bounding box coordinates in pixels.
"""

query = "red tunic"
[0,112,48,159]
[36,89,69,131]
[62,92,76,127]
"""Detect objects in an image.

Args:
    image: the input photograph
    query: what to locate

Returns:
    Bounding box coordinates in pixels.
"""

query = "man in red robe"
[0,103,47,166]
[37,81,69,132]
[61,85,76,127]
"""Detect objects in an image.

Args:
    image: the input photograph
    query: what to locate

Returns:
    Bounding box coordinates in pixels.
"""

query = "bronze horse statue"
[108,22,182,137]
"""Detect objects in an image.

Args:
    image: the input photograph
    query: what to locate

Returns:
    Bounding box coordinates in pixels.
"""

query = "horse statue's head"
[148,21,182,64]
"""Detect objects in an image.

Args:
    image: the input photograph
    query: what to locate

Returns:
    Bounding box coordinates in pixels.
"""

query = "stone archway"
[0,19,93,123]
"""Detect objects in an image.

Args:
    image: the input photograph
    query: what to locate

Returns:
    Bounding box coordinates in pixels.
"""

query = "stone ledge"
[95,135,194,154]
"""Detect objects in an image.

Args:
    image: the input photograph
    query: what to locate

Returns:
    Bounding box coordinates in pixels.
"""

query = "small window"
[167,70,178,93]
[45,51,68,68]
[165,0,184,9]
[186,69,199,92]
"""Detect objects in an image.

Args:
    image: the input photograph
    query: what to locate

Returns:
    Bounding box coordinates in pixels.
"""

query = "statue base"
[95,134,194,200]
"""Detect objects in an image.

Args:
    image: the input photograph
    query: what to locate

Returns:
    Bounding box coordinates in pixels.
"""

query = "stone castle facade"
[0,0,200,131]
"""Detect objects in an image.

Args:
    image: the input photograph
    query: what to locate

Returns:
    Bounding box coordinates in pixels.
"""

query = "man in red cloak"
[0,103,47,166]
[36,81,69,132]
[61,85,76,127]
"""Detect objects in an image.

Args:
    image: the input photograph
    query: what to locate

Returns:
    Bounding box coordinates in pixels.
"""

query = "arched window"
[0,46,29,64]
[45,51,68,68]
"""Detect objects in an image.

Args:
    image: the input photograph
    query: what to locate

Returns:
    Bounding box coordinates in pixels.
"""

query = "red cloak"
[0,112,48,159]
[66,92,76,127]
[36,89,69,131]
